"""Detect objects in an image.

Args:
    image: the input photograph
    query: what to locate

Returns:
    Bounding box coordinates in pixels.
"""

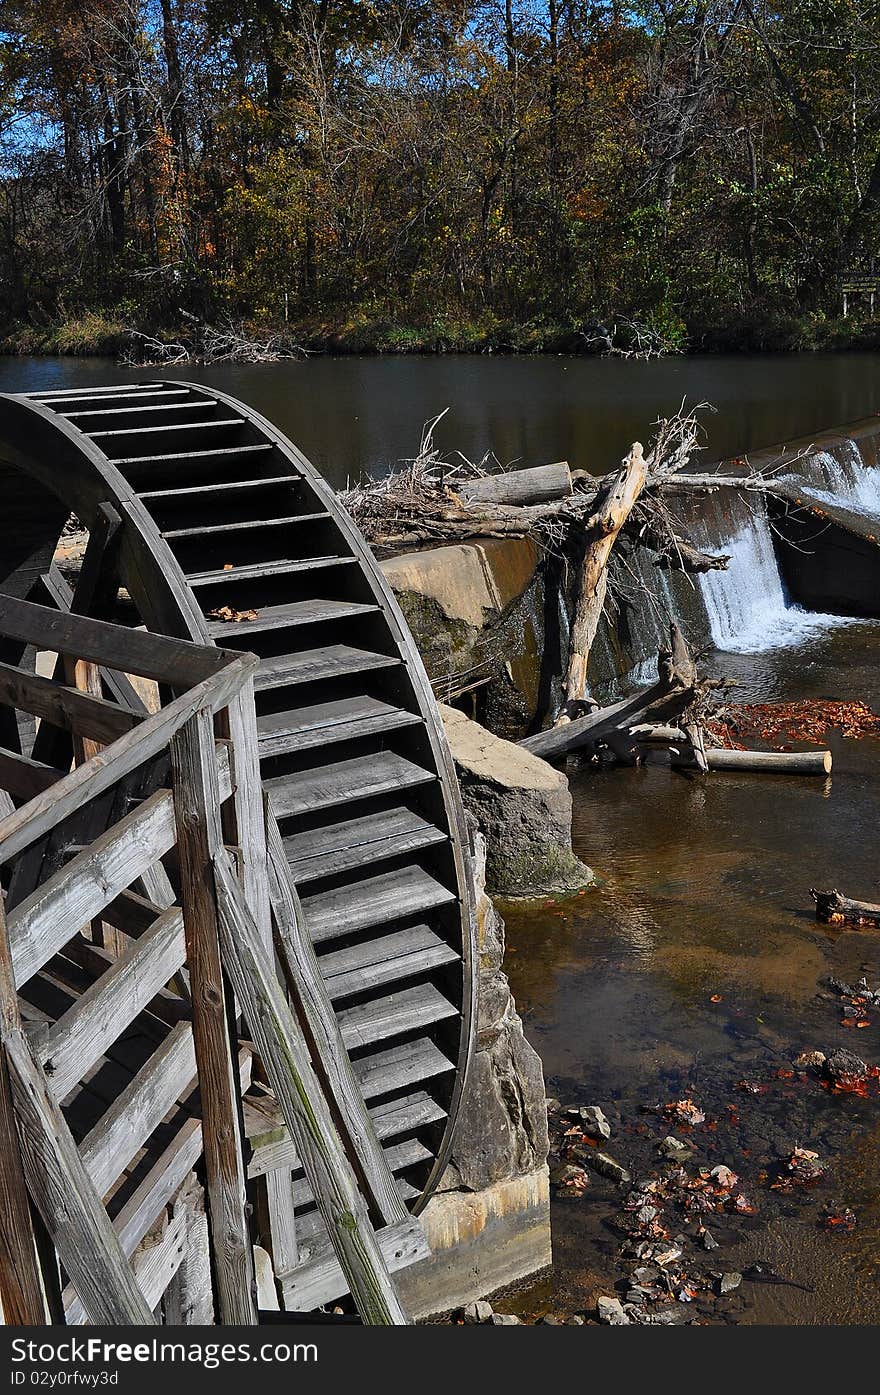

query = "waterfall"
[588,431,878,697]
[786,439,880,518]
[696,508,851,653]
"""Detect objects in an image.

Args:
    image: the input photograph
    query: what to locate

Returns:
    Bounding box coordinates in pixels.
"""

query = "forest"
[2,0,880,356]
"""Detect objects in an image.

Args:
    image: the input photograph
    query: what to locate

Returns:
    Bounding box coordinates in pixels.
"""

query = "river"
[3,350,879,1324]
[3,351,880,485]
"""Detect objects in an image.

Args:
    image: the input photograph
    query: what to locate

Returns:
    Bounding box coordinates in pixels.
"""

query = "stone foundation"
[396,832,552,1315]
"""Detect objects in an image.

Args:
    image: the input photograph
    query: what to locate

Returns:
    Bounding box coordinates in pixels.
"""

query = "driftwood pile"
[348,412,831,780]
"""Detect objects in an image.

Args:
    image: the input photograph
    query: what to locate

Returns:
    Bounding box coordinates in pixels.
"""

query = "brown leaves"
[709,699,880,750]
[207,605,259,623]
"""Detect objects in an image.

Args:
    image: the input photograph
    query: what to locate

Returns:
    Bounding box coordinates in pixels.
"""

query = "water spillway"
[589,421,880,699]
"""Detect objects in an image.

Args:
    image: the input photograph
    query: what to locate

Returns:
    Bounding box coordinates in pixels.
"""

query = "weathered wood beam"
[38,906,187,1099]
[212,848,411,1325]
[458,461,572,507]
[563,443,648,705]
[0,593,233,689]
[0,746,67,801]
[170,710,257,1326]
[0,652,250,866]
[0,660,143,744]
[5,1028,154,1324]
[0,898,47,1323]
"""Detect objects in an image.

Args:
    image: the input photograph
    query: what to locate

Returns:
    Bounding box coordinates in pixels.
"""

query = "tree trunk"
[459,462,572,507]
[671,747,832,774]
[811,887,880,925]
[563,443,648,706]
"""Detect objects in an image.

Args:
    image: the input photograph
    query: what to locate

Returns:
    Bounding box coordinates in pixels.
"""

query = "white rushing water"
[697,509,855,653]
[785,440,880,519]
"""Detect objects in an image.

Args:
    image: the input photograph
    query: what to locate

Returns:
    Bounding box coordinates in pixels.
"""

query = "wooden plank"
[260,701,421,759]
[280,1219,428,1313]
[39,906,187,1099]
[0,593,233,687]
[78,1021,197,1198]
[163,1174,213,1325]
[130,1208,187,1312]
[285,808,446,884]
[337,983,458,1050]
[5,1028,154,1324]
[301,864,457,944]
[164,512,328,539]
[89,417,245,438]
[267,816,408,1228]
[0,656,244,866]
[0,746,66,800]
[265,1170,299,1276]
[141,473,300,502]
[0,661,143,743]
[63,401,217,420]
[188,556,357,587]
[319,925,459,1001]
[247,1091,447,1179]
[8,789,177,987]
[213,847,410,1324]
[290,1138,432,1212]
[255,644,400,693]
[0,899,47,1323]
[119,443,275,467]
[353,1037,455,1101]
[210,598,378,639]
[222,679,271,951]
[170,710,257,1325]
[38,565,151,715]
[268,750,435,821]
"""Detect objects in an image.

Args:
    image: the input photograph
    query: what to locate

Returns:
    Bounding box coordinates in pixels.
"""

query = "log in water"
[670,747,832,775]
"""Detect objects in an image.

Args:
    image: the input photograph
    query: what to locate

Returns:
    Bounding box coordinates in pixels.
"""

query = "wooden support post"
[0,898,47,1324]
[212,848,410,1325]
[170,708,257,1326]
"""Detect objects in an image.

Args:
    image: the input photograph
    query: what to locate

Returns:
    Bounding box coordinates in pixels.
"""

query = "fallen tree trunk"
[459,461,572,506]
[563,443,648,706]
[523,622,697,761]
[671,747,832,775]
[811,887,880,926]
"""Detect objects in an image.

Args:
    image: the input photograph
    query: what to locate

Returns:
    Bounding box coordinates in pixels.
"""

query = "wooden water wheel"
[0,379,476,1235]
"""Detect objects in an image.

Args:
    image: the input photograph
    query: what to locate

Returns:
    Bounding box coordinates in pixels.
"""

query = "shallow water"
[503,635,880,1324]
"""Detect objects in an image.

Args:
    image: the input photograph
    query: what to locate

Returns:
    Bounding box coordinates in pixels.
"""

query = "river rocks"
[574,1105,611,1139]
[824,1048,868,1088]
[718,1272,742,1295]
[658,1135,693,1162]
[597,1296,630,1325]
[584,1152,631,1186]
[440,703,594,896]
[463,1300,494,1324]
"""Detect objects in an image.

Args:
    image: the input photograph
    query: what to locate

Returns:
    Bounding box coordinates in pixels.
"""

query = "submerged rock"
[577,1105,612,1139]
[585,1151,632,1185]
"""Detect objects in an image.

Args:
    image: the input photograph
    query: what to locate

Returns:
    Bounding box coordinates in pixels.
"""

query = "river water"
[2,351,879,1323]
[3,351,880,485]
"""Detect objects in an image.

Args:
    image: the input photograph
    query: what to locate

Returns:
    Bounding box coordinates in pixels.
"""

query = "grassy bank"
[5,308,880,360]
